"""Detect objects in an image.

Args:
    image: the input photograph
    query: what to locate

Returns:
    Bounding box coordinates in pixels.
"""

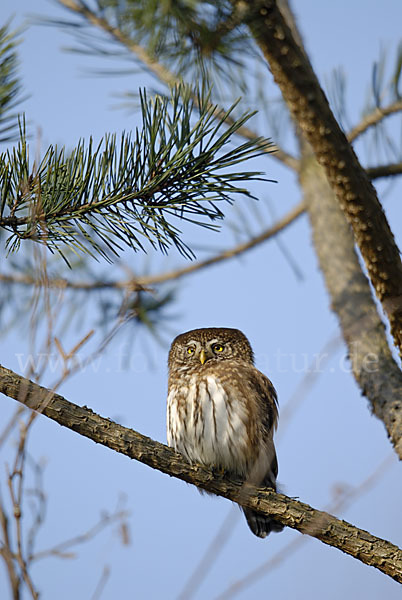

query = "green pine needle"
[0,84,274,262]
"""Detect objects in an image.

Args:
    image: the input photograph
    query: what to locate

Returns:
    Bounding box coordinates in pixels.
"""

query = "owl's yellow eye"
[213,344,224,353]
[186,346,195,355]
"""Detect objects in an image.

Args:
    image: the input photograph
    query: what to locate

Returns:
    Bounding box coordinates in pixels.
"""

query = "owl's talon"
[211,466,226,478]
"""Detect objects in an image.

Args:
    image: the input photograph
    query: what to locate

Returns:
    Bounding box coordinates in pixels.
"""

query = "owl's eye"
[212,343,224,353]
[186,346,196,356]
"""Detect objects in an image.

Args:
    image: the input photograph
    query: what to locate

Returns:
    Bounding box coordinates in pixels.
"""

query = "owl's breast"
[167,374,253,475]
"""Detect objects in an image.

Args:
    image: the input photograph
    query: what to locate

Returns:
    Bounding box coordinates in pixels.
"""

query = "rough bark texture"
[300,156,402,458]
[239,0,402,355]
[1,363,402,584]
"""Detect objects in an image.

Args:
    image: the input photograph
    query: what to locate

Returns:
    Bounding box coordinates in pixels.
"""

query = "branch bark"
[240,0,402,356]
[300,156,402,458]
[366,162,402,180]
[1,363,402,584]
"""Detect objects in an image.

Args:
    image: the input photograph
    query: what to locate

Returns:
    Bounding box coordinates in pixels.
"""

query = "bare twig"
[139,202,305,285]
[177,507,239,600]
[0,271,150,292]
[6,419,39,599]
[0,201,305,292]
[0,496,21,600]
[1,364,402,584]
[30,510,129,562]
[366,161,402,180]
[0,406,25,448]
[278,334,342,438]
[347,100,402,143]
[91,565,111,600]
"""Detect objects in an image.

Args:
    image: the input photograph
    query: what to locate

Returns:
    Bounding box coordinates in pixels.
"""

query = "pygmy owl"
[167,327,283,538]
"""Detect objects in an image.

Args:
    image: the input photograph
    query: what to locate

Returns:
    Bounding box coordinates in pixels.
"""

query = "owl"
[167,327,283,538]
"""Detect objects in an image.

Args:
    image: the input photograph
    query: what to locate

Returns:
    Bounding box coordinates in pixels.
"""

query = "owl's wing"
[243,367,283,537]
[248,367,279,433]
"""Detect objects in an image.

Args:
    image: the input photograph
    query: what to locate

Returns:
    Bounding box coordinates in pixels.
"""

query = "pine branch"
[240,0,402,357]
[0,86,273,262]
[0,362,402,584]
[0,23,26,143]
[0,201,304,291]
[54,0,299,170]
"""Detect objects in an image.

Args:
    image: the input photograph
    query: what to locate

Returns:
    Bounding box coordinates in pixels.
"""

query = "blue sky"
[1,1,402,599]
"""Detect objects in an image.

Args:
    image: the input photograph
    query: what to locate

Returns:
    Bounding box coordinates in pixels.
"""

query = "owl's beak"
[199,349,207,365]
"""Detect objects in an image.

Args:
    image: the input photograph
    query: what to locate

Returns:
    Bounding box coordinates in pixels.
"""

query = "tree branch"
[366,161,402,180]
[130,201,305,286]
[300,158,402,459]
[1,87,274,262]
[0,201,305,291]
[347,100,402,143]
[30,509,129,562]
[1,363,402,584]
[240,0,402,356]
[0,499,21,600]
[56,0,299,171]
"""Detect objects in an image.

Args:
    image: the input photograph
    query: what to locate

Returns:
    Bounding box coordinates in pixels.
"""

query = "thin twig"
[139,202,305,285]
[0,496,21,600]
[347,100,402,143]
[0,406,25,448]
[177,507,239,600]
[30,510,129,562]
[366,161,402,180]
[278,334,342,439]
[0,201,305,292]
[91,565,111,600]
[7,421,39,599]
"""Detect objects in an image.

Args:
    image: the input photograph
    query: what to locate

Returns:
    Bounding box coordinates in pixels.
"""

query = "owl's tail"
[242,467,284,538]
[243,507,284,538]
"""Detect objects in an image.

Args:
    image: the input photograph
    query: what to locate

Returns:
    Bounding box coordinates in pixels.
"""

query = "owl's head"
[168,327,254,370]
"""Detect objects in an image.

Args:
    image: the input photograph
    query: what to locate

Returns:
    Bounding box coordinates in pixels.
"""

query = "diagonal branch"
[1,362,402,584]
[240,0,402,356]
[136,201,305,285]
[347,100,402,143]
[0,201,305,291]
[56,0,299,170]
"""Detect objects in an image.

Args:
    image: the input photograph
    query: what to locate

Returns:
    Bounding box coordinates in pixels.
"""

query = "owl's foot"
[211,465,228,478]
